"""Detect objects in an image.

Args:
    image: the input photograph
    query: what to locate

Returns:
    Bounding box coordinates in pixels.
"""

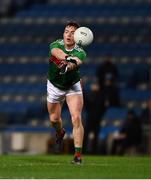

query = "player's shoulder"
[74,44,86,54]
[74,44,86,60]
[50,39,64,45]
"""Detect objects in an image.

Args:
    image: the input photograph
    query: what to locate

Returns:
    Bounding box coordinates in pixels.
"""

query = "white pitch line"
[0,163,117,167]
[1,162,145,167]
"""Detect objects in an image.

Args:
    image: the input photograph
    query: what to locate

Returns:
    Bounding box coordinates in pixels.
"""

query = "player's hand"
[59,61,68,74]
[66,56,73,61]
[66,56,77,66]
[59,56,78,74]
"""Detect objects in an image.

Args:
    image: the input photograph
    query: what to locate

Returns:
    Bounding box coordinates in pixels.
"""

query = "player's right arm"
[51,48,82,67]
[51,48,67,60]
[49,39,69,60]
[49,40,68,72]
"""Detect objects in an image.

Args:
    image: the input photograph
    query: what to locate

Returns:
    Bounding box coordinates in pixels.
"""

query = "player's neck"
[65,44,75,51]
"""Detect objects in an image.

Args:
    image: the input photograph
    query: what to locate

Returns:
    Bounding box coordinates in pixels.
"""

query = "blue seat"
[103,107,128,122]
[0,83,46,94]
[120,88,151,102]
[117,63,150,85]
[99,106,143,140]
[99,125,120,140]
[0,43,48,56]
[80,63,98,76]
[86,43,151,56]
[0,101,44,124]
[15,4,151,18]
[0,63,48,75]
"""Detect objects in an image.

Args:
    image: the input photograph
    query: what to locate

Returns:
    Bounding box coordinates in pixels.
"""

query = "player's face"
[63,26,76,48]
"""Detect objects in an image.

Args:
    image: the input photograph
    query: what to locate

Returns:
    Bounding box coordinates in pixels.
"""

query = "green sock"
[75,147,82,157]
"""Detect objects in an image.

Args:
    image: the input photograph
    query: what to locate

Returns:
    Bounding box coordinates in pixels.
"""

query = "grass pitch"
[0,155,151,179]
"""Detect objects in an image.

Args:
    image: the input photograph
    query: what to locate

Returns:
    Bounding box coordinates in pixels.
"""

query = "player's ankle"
[56,128,65,139]
[74,152,81,158]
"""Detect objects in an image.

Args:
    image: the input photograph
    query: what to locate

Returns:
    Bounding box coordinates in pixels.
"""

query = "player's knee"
[49,114,60,122]
[71,114,81,128]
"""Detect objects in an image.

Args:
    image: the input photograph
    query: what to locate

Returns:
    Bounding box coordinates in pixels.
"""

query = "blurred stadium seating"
[0,0,150,136]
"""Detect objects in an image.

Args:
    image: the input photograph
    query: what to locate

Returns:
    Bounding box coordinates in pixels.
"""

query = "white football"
[74,27,94,46]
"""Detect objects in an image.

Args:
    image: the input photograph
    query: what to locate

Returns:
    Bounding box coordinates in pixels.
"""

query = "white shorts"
[47,80,82,103]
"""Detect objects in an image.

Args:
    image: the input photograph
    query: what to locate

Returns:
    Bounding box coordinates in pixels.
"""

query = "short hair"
[65,21,80,29]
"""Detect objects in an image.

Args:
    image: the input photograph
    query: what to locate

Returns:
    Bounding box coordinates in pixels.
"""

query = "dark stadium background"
[0,0,150,155]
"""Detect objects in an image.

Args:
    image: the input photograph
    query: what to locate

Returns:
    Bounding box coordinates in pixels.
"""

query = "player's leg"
[47,102,66,152]
[47,80,66,150]
[66,94,84,164]
[47,102,62,134]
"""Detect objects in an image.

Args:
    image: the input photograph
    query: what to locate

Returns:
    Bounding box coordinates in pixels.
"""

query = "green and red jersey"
[47,39,86,90]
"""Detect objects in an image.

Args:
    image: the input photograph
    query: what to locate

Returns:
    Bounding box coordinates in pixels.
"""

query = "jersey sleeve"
[75,50,86,62]
[49,40,61,51]
[49,39,62,57]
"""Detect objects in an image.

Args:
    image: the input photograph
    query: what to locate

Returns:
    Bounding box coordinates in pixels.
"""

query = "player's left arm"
[66,56,82,71]
[66,51,86,71]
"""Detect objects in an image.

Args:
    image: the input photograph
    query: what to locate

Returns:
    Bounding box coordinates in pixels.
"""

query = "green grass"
[0,155,151,179]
